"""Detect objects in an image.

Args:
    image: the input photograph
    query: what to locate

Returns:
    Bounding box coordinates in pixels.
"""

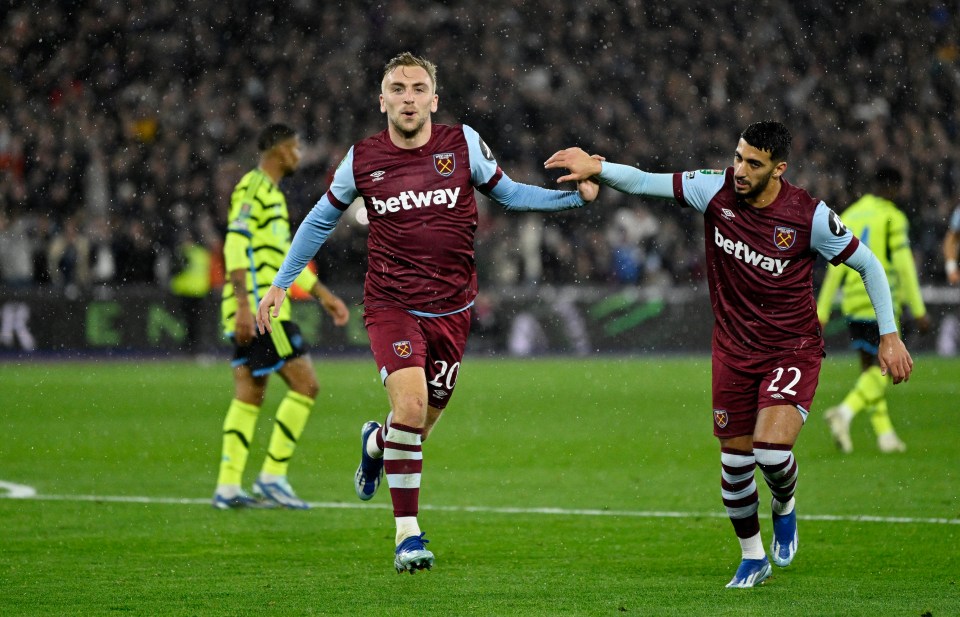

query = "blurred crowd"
[2,0,959,297]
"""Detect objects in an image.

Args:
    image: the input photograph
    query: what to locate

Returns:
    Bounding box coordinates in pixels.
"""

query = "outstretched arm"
[545,148,676,199]
[485,171,593,212]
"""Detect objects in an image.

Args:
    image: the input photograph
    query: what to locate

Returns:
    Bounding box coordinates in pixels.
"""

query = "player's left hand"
[320,293,350,327]
[878,332,913,384]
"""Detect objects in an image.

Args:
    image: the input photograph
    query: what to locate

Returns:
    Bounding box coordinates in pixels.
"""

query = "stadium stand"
[1,1,958,293]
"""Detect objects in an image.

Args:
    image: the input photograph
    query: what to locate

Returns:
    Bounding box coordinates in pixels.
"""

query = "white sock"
[739,532,765,560]
[837,404,854,422]
[258,472,283,484]
[365,431,384,458]
[366,412,390,458]
[215,484,241,498]
[772,496,795,516]
[395,516,421,545]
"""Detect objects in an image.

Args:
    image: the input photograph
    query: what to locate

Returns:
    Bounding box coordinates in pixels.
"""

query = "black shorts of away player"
[231,321,307,377]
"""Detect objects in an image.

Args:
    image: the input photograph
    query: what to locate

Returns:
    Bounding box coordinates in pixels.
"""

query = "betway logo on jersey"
[714,228,790,276]
[371,188,461,214]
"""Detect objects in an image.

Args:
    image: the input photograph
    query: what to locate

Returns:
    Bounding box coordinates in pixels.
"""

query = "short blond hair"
[382,52,438,92]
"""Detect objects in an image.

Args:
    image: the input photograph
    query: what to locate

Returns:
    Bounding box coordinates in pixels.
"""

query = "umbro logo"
[721,208,736,220]
[371,171,386,182]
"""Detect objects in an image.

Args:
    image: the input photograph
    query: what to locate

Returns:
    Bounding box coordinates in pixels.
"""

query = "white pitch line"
[1,488,958,526]
[0,480,36,498]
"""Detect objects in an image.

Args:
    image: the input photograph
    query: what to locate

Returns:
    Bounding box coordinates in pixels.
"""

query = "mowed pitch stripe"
[1,482,958,525]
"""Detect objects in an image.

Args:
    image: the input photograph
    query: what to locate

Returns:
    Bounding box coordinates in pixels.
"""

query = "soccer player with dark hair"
[545,121,913,588]
[213,123,350,510]
[256,52,599,573]
[817,166,928,454]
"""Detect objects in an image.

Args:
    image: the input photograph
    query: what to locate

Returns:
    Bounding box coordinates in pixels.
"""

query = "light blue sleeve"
[464,124,584,211]
[596,162,675,199]
[842,242,898,335]
[677,170,727,214]
[327,147,361,206]
[272,150,356,289]
[810,201,855,261]
[597,163,725,214]
[487,172,585,212]
[463,124,498,186]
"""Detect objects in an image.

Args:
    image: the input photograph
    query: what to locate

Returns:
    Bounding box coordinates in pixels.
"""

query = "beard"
[736,172,773,200]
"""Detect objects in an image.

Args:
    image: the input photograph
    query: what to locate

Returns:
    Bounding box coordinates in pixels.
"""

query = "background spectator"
[1,1,958,294]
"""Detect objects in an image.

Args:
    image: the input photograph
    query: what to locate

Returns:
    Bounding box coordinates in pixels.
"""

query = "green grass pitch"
[1,355,958,616]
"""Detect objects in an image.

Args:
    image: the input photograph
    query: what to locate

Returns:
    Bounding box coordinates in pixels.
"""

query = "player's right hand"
[234,311,256,346]
[256,285,287,334]
[544,148,604,183]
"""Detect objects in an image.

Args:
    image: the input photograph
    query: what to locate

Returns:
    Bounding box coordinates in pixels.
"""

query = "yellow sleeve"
[223,229,251,273]
[816,263,845,324]
[223,174,259,273]
[890,212,926,318]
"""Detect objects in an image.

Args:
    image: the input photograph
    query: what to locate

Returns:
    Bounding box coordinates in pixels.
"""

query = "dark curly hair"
[740,121,792,162]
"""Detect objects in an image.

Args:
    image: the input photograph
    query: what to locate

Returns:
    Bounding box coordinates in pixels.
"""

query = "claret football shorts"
[711,352,822,438]
[364,305,471,410]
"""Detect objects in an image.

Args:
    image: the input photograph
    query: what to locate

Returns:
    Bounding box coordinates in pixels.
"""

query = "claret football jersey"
[674,169,858,365]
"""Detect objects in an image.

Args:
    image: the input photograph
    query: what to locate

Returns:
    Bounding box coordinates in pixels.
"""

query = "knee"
[391,393,428,427]
[289,374,320,400]
[235,384,267,406]
[298,381,320,400]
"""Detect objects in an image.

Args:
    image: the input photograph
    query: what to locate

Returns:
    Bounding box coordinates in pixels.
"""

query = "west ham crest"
[393,340,412,358]
[434,153,455,177]
[714,409,729,428]
[774,226,796,251]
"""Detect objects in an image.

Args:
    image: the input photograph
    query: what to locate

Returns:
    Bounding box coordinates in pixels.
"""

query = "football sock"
[384,422,423,519]
[771,496,796,516]
[832,403,855,424]
[395,516,422,546]
[738,532,766,560]
[261,391,314,477]
[842,365,886,417]
[754,442,798,506]
[870,398,895,436]
[721,448,760,544]
[366,411,391,459]
[214,485,241,499]
[217,399,260,487]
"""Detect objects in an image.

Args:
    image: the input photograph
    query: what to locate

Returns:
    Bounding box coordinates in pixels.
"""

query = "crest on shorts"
[714,409,729,428]
[434,153,455,177]
[392,340,412,358]
[774,226,796,251]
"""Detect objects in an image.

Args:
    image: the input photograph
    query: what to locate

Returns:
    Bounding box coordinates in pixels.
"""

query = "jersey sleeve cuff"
[829,236,860,266]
